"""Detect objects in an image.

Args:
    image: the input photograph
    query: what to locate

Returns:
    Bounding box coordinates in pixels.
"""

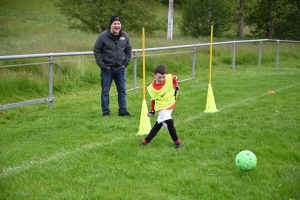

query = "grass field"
[1,65,300,199]
[1,0,300,199]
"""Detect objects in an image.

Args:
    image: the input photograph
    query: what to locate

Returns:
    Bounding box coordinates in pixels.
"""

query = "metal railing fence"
[0,39,299,110]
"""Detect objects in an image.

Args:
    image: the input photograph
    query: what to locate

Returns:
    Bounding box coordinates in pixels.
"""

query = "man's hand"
[147,111,155,117]
[174,86,179,100]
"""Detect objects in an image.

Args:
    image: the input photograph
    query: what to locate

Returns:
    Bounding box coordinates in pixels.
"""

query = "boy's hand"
[174,87,179,100]
[147,111,155,117]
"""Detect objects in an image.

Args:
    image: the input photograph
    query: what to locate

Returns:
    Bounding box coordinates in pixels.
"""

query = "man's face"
[110,20,121,35]
[153,73,166,84]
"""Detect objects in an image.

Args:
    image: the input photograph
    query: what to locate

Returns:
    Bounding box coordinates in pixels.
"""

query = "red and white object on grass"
[268,90,275,94]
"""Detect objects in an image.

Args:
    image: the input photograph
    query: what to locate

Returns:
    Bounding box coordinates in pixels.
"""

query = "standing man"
[94,15,132,117]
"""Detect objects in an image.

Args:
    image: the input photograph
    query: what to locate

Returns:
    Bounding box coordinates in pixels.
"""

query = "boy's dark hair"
[154,64,167,74]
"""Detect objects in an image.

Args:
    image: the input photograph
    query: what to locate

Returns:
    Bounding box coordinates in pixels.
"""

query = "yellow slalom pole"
[137,28,151,135]
[209,25,213,84]
[142,28,146,100]
[204,25,219,113]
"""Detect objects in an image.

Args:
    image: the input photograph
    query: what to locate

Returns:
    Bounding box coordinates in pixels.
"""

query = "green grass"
[1,0,300,199]
[3,41,299,105]
[1,65,300,200]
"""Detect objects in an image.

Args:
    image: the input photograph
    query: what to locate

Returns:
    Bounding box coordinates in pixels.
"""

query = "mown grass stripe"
[2,82,299,178]
[1,137,124,178]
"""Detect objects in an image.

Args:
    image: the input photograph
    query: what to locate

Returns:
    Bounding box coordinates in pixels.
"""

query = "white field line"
[1,137,123,178]
[1,83,299,178]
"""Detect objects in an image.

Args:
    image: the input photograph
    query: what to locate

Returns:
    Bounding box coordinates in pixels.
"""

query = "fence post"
[276,40,280,69]
[192,45,196,80]
[258,41,262,67]
[133,51,137,92]
[48,54,54,108]
[232,42,236,73]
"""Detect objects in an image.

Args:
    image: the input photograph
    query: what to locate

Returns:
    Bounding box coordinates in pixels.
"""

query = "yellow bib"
[147,74,175,111]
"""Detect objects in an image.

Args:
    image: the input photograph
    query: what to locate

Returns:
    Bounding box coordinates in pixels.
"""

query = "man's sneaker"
[174,142,182,148]
[103,111,110,116]
[119,111,132,117]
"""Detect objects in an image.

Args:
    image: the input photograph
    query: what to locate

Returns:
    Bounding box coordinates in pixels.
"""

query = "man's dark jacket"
[94,29,132,69]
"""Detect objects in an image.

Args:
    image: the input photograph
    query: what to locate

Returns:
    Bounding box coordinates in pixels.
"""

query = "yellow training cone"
[204,84,219,113]
[137,99,152,135]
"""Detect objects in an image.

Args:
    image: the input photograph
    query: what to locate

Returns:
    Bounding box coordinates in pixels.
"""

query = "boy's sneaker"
[119,111,132,117]
[174,142,182,148]
[103,111,110,116]
[140,140,147,146]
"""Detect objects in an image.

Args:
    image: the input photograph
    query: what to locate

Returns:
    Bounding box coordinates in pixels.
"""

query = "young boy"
[140,64,182,148]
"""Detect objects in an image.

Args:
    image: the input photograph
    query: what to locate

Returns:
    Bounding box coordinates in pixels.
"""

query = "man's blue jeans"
[100,67,127,114]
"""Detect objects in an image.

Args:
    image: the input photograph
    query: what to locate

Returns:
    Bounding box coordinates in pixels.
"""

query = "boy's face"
[153,73,166,84]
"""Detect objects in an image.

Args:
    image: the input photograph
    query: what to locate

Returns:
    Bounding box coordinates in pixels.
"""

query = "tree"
[275,0,300,40]
[224,0,258,38]
[237,0,245,37]
[167,0,174,39]
[179,0,233,37]
[53,0,164,35]
[159,0,183,8]
[246,0,300,39]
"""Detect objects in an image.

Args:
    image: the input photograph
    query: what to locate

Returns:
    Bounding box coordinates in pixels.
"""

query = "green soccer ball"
[235,150,257,172]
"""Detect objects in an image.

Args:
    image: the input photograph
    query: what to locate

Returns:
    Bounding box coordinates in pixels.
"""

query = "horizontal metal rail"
[0,39,299,110]
[0,97,54,110]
